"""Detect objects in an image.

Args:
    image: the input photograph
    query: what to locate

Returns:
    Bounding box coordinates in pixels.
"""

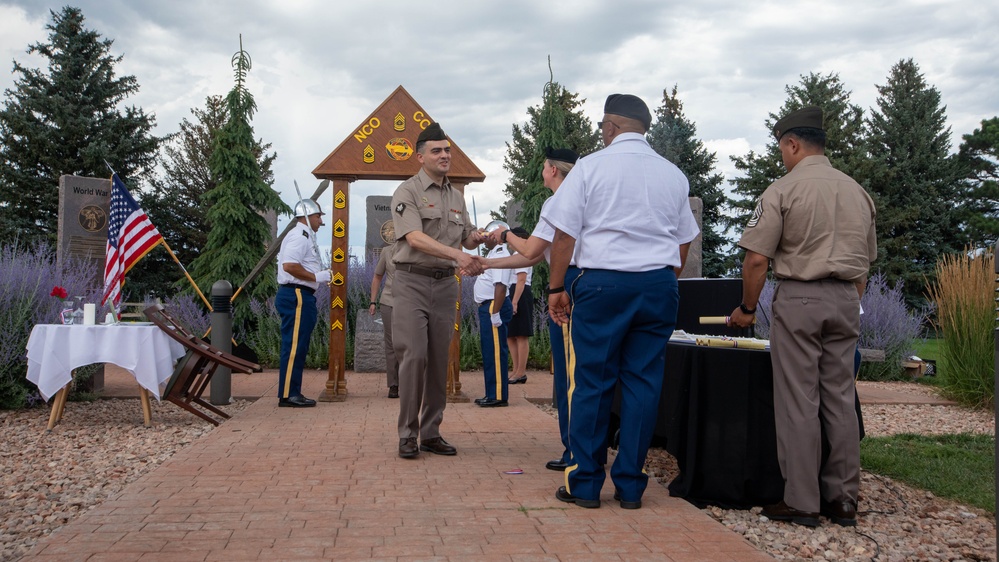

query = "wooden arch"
[311,85,485,401]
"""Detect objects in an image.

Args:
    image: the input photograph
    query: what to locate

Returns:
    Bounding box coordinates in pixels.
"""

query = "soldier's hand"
[726,307,755,328]
[315,270,332,285]
[548,293,571,326]
[488,225,508,244]
[457,253,483,276]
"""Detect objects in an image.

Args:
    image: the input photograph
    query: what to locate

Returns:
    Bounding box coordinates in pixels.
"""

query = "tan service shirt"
[390,168,475,269]
[739,155,877,282]
[373,242,397,308]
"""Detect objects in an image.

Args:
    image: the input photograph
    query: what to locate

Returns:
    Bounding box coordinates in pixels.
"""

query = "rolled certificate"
[699,316,756,325]
[83,303,96,325]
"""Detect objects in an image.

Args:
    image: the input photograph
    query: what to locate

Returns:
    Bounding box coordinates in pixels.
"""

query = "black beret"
[604,93,652,130]
[417,122,447,143]
[773,106,824,140]
[544,147,579,164]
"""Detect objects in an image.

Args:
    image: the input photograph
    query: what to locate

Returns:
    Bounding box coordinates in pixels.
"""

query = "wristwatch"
[501,230,509,244]
[547,286,565,295]
[739,302,757,315]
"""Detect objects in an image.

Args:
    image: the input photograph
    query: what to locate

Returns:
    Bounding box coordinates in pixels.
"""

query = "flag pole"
[102,160,123,323]
[161,239,213,311]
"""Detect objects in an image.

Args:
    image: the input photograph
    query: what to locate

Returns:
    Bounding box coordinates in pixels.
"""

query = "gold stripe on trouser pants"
[564,317,577,491]
[282,289,304,398]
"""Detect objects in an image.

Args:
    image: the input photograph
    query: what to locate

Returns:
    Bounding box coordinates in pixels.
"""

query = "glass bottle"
[72,296,85,325]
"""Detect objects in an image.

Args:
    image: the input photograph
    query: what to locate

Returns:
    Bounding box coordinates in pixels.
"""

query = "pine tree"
[188,39,289,324]
[647,86,729,277]
[0,7,160,244]
[501,66,601,295]
[866,59,964,307]
[956,116,999,249]
[727,72,867,244]
[128,95,277,299]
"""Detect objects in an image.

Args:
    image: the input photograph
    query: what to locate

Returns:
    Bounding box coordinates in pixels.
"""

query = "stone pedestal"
[353,309,386,373]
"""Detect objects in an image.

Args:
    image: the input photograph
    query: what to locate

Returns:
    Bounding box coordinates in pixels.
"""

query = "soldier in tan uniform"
[391,122,485,459]
[369,241,399,398]
[729,106,877,528]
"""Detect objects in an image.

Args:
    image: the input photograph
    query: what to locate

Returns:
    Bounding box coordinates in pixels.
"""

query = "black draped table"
[661,342,784,508]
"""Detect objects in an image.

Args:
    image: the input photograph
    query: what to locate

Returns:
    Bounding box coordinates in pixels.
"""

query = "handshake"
[457,254,488,277]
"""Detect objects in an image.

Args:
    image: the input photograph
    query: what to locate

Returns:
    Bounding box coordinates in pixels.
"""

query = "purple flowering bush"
[0,243,103,409]
[858,272,926,380]
[753,272,923,381]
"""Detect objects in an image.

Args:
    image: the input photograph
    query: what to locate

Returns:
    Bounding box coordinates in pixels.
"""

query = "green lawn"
[861,433,995,513]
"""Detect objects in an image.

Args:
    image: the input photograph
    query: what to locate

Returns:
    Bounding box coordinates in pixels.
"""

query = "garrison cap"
[545,147,579,164]
[417,122,447,143]
[773,106,824,140]
[604,93,652,130]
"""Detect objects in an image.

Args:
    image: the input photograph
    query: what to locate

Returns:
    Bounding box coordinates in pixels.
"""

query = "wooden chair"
[144,303,260,426]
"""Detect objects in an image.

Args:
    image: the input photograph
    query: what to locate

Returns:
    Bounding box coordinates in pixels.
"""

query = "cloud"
[1,0,997,259]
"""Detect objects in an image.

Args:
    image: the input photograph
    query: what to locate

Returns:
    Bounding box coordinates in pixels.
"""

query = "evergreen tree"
[502,68,600,295]
[129,95,277,299]
[188,39,289,324]
[955,116,999,249]
[727,73,867,245]
[647,86,729,277]
[866,58,963,307]
[0,7,160,244]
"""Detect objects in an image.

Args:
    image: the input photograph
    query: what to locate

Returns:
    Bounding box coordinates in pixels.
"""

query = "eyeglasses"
[597,120,619,131]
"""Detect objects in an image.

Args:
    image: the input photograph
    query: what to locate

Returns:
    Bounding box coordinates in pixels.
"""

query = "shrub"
[858,272,925,381]
[0,243,102,409]
[750,273,922,381]
[927,251,995,408]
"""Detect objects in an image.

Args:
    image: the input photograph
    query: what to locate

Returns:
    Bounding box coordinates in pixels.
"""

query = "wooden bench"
[144,303,259,425]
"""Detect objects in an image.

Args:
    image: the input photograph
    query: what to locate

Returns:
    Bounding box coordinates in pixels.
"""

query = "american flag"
[102,173,163,307]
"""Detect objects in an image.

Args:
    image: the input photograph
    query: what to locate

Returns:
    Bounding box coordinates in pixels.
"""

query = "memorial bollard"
[210,280,233,405]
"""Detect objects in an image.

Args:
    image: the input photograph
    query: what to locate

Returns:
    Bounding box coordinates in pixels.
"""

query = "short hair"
[783,127,826,150]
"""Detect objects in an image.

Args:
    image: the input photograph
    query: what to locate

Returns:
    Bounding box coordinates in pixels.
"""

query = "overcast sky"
[2,1,997,257]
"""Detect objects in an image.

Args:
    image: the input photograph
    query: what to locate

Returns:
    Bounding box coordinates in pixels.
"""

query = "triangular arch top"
[312,85,486,183]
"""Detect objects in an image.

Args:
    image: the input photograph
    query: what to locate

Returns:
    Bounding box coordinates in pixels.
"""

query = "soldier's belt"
[398,264,455,279]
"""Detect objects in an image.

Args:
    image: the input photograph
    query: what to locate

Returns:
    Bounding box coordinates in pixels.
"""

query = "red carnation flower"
[50,286,68,300]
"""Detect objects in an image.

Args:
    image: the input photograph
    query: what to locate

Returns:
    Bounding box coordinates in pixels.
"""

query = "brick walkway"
[23,369,773,561]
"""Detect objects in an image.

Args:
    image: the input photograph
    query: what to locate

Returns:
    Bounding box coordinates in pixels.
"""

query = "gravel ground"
[1,384,995,561]
[647,381,998,562]
[0,398,249,562]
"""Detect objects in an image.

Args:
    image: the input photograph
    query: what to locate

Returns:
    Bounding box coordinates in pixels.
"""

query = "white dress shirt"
[542,132,699,271]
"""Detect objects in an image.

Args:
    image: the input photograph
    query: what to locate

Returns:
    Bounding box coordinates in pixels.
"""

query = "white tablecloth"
[26,324,187,401]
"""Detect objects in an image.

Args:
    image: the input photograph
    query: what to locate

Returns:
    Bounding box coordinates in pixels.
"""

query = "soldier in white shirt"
[543,94,699,509]
[275,199,331,408]
[472,239,514,407]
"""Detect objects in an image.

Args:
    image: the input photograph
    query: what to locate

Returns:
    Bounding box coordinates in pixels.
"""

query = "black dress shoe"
[419,437,457,455]
[613,489,642,510]
[820,499,857,527]
[555,486,600,508]
[279,395,316,407]
[545,459,569,471]
[477,398,508,407]
[387,385,399,398]
[474,396,489,404]
[762,500,820,528]
[398,437,419,458]
[508,375,527,384]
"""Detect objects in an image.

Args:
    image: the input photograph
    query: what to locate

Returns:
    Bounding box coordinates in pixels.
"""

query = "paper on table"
[694,336,768,350]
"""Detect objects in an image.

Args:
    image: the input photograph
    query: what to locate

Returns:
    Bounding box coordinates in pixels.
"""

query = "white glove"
[490,312,502,327]
[314,270,332,284]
